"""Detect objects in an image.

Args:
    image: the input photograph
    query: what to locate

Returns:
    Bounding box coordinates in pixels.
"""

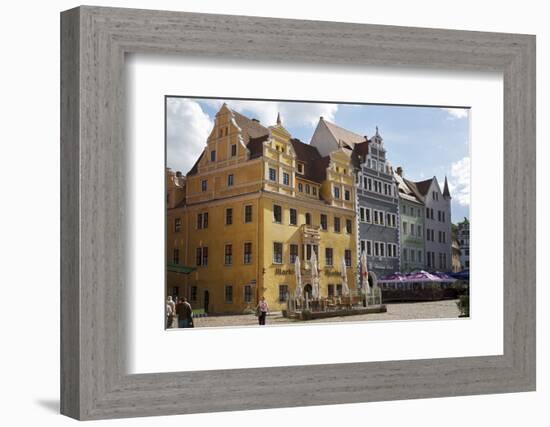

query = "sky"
[166,97,470,224]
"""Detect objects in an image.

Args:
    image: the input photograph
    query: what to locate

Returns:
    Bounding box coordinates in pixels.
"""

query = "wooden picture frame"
[60,6,536,420]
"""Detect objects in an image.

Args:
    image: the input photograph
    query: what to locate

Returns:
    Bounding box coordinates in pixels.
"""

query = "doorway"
[204,290,210,313]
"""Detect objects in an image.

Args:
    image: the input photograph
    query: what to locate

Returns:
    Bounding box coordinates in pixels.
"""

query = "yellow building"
[166,104,358,314]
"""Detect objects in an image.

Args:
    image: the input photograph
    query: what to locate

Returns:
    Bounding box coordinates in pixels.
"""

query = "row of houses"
[166,103,457,314]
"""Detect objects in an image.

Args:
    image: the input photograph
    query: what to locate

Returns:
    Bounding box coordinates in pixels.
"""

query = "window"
[273,242,283,264]
[344,189,351,201]
[297,163,304,174]
[367,178,372,191]
[360,207,365,222]
[305,213,311,225]
[174,217,181,232]
[325,248,333,266]
[411,250,416,262]
[197,212,208,229]
[244,285,252,303]
[279,285,289,302]
[273,205,282,223]
[418,250,422,262]
[224,244,233,265]
[196,247,208,266]
[298,182,303,192]
[391,214,397,227]
[374,210,384,226]
[231,144,237,157]
[201,179,208,192]
[227,174,234,186]
[403,248,408,261]
[345,250,352,266]
[283,172,290,186]
[360,240,366,253]
[346,219,352,234]
[312,187,317,196]
[244,205,253,223]
[244,242,252,264]
[210,150,216,162]
[442,212,446,222]
[289,208,297,226]
[386,213,391,227]
[224,285,233,303]
[320,214,328,230]
[269,167,277,182]
[290,244,298,264]
[328,284,335,298]
[334,217,341,232]
[438,210,442,221]
[366,240,372,256]
[305,184,310,194]
[379,242,385,257]
[334,186,340,199]
[225,208,233,225]
[336,284,343,296]
[403,221,408,234]
[365,208,371,223]
[410,223,415,236]
[417,225,422,237]
[191,286,197,302]
[173,248,179,264]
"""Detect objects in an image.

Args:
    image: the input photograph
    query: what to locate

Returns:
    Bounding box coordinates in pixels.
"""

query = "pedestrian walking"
[176,297,193,328]
[256,296,269,326]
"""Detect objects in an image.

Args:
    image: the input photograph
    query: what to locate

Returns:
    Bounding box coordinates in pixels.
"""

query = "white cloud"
[166,98,213,174]
[203,99,338,129]
[442,108,469,120]
[448,156,470,206]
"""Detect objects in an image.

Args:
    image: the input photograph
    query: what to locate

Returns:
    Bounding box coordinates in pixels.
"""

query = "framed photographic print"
[61,6,535,420]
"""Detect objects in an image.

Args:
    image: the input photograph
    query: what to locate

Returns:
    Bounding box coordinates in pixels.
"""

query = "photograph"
[164,97,471,328]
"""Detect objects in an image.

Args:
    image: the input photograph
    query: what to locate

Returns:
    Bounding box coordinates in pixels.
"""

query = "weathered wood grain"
[60,6,536,420]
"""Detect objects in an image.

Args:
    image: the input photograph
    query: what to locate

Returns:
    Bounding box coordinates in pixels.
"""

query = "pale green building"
[395,168,425,272]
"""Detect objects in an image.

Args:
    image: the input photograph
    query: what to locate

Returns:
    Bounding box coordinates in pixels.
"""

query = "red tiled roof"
[413,178,434,196]
[233,111,270,144]
[290,138,326,183]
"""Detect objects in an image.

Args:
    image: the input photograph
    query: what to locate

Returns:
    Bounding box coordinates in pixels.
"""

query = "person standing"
[176,297,193,328]
[256,296,269,326]
[166,296,175,329]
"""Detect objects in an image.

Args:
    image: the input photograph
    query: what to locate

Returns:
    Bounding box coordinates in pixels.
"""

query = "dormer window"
[297,162,304,175]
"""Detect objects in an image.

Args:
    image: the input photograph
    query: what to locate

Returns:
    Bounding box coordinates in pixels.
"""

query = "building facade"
[394,168,425,272]
[166,105,357,314]
[410,176,452,271]
[310,120,400,284]
[457,218,470,269]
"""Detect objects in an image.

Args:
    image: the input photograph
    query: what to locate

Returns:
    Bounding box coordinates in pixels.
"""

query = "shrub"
[456,295,470,317]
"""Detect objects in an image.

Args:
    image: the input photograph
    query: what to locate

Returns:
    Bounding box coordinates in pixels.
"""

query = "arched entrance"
[304,284,312,299]
[203,290,210,313]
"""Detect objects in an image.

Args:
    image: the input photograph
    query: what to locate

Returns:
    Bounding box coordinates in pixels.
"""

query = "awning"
[167,264,196,274]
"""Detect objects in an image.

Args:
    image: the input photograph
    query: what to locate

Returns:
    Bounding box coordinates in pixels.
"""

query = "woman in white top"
[257,296,269,326]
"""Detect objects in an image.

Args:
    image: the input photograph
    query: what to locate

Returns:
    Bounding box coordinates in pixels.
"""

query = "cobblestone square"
[183,299,462,328]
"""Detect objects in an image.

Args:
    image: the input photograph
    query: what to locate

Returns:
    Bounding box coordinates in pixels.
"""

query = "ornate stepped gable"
[185,105,353,204]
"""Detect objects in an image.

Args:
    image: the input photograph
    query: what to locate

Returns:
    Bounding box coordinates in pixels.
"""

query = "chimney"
[396,166,403,176]
[251,118,259,123]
